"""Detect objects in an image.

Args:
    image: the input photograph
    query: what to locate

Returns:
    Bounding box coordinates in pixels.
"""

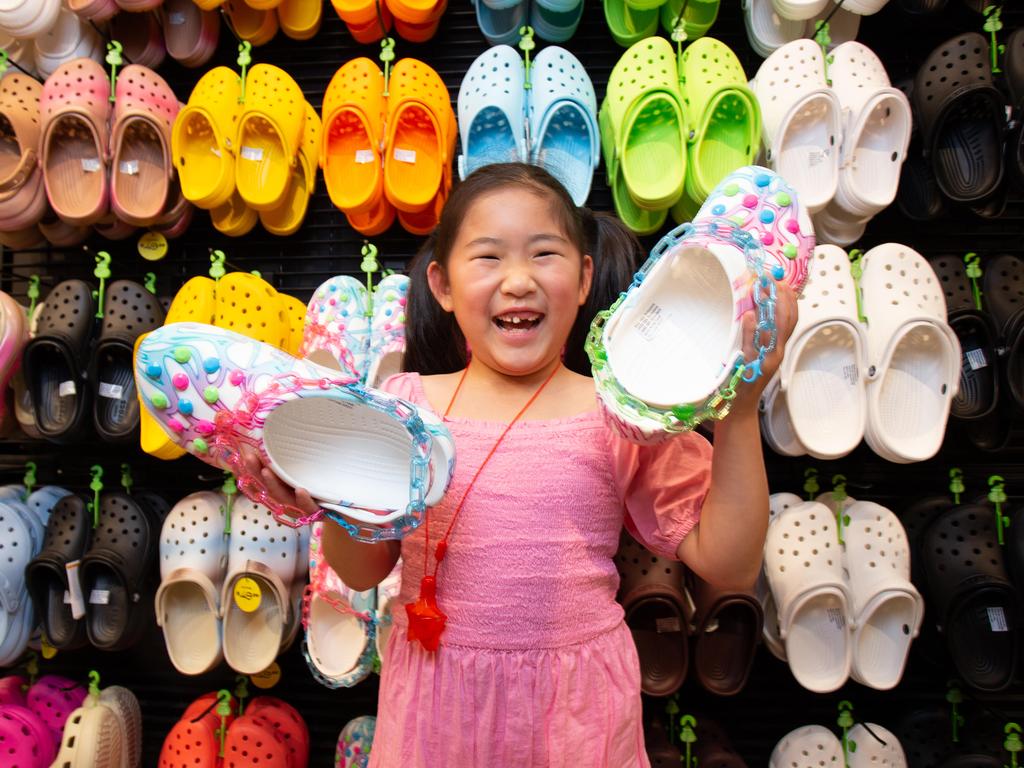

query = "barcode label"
[89,589,110,605]
[355,149,374,164]
[81,158,101,172]
[59,380,76,397]
[119,160,139,176]
[393,148,417,164]
[988,606,1008,632]
[241,146,263,161]
[168,11,185,23]
[634,303,664,342]
[98,382,124,400]
[966,348,988,371]
[827,607,846,630]
[655,617,681,633]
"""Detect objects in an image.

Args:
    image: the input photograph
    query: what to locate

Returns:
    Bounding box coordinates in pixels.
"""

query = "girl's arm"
[240,446,401,591]
[675,282,797,591]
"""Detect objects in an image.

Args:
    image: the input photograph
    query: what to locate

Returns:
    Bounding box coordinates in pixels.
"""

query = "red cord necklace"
[404,361,561,651]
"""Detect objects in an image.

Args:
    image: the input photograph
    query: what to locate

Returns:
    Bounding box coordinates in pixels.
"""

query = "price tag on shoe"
[233,576,262,613]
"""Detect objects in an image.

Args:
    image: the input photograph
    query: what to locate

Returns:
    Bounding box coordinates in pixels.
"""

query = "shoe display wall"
[0,2,1021,766]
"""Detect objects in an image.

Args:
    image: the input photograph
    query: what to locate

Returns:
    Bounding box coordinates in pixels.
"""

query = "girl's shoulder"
[378,371,430,407]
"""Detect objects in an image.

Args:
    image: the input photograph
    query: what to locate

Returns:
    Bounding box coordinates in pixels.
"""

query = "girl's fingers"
[261,467,298,505]
[294,488,321,516]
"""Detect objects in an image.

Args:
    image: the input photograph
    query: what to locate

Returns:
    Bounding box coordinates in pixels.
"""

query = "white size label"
[89,589,110,605]
[393,148,417,164]
[98,382,124,400]
[827,607,847,630]
[966,348,988,371]
[633,303,664,343]
[988,606,1008,632]
[655,617,681,633]
[168,11,185,23]
[65,560,85,619]
[843,363,859,386]
[808,149,829,167]
[241,146,263,161]
[58,380,76,397]
[119,160,139,175]
[354,149,375,164]
[81,158,101,173]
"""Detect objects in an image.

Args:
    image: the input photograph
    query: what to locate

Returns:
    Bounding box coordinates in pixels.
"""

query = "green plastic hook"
[665,695,680,743]
[215,689,232,757]
[1006,723,1022,768]
[93,251,111,319]
[87,670,100,698]
[848,249,867,325]
[144,272,157,295]
[209,250,227,282]
[838,701,855,767]
[250,270,261,279]
[26,275,39,319]
[236,42,252,103]
[679,714,697,768]
[105,41,123,103]
[983,5,1003,74]
[518,26,535,89]
[669,0,690,62]
[120,463,133,495]
[0,51,9,78]
[22,462,36,500]
[88,465,104,528]
[814,21,834,83]
[379,38,395,97]
[946,680,965,743]
[803,467,820,500]
[361,242,380,313]
[988,475,1009,546]
[221,472,237,536]
[832,474,849,545]
[233,675,249,715]
[949,468,965,505]
[964,253,983,310]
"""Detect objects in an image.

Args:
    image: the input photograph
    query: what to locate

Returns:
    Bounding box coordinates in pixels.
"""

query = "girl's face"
[427,186,593,378]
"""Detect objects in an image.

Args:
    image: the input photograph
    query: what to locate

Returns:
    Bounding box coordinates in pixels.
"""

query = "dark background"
[5,0,1024,764]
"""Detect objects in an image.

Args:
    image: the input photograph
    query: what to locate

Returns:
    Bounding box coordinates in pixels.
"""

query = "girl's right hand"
[239,444,321,520]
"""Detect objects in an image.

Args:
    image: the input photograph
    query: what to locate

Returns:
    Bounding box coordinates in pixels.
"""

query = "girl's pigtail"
[402,233,468,375]
[563,209,642,376]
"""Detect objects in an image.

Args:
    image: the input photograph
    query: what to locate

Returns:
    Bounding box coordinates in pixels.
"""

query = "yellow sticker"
[137,231,168,261]
[233,577,261,613]
[40,634,57,660]
[250,662,281,689]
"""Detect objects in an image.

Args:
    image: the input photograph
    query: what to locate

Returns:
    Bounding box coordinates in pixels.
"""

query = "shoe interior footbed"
[177,112,223,201]
[535,103,591,204]
[629,598,685,692]
[786,591,848,691]
[163,0,201,59]
[935,98,1000,200]
[264,398,414,512]
[465,106,519,179]
[86,566,129,648]
[694,94,754,188]
[875,325,949,458]
[40,568,78,646]
[609,244,733,407]
[788,324,863,456]
[854,592,916,689]
[95,346,138,436]
[947,590,1015,691]
[623,94,684,203]
[846,96,908,208]
[236,115,289,204]
[32,346,76,434]
[388,105,441,206]
[695,603,757,690]
[777,95,836,210]
[113,118,169,221]
[226,575,283,673]
[261,163,307,231]
[765,388,803,455]
[163,581,220,675]
[46,115,105,220]
[309,595,368,677]
[326,112,376,209]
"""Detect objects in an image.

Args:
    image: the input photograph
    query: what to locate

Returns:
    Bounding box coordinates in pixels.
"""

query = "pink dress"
[370,373,712,768]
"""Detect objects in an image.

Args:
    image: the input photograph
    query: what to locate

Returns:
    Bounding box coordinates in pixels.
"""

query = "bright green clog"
[660,0,718,40]
[603,0,658,47]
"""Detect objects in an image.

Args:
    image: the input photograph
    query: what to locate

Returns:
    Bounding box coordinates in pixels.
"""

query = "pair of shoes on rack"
[173,65,320,237]
[21,278,165,444]
[160,692,310,768]
[301,274,410,387]
[772,0,887,20]
[107,0,220,70]
[458,45,598,205]
[600,37,761,234]
[605,0,717,48]
[322,57,454,236]
[761,493,923,693]
[135,318,456,542]
[474,0,581,45]
[615,530,763,698]
[590,165,813,444]
[751,40,912,244]
[898,32,1015,220]
[52,675,143,768]
[303,523,401,688]
[743,0,860,59]
[136,271,306,460]
[334,0,444,43]
[156,490,308,676]
[217,0,322,44]
[760,244,960,463]
[771,723,907,768]
[26,490,167,653]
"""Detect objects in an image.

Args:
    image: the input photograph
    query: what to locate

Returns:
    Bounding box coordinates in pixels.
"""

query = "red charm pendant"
[405,575,447,651]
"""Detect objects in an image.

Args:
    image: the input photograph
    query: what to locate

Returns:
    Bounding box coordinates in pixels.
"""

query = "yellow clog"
[260,102,320,236]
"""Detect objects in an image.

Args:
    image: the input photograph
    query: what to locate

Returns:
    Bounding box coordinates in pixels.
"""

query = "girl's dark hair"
[403,163,642,376]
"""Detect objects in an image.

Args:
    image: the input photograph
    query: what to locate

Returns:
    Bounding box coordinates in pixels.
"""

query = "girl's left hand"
[731,278,798,416]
